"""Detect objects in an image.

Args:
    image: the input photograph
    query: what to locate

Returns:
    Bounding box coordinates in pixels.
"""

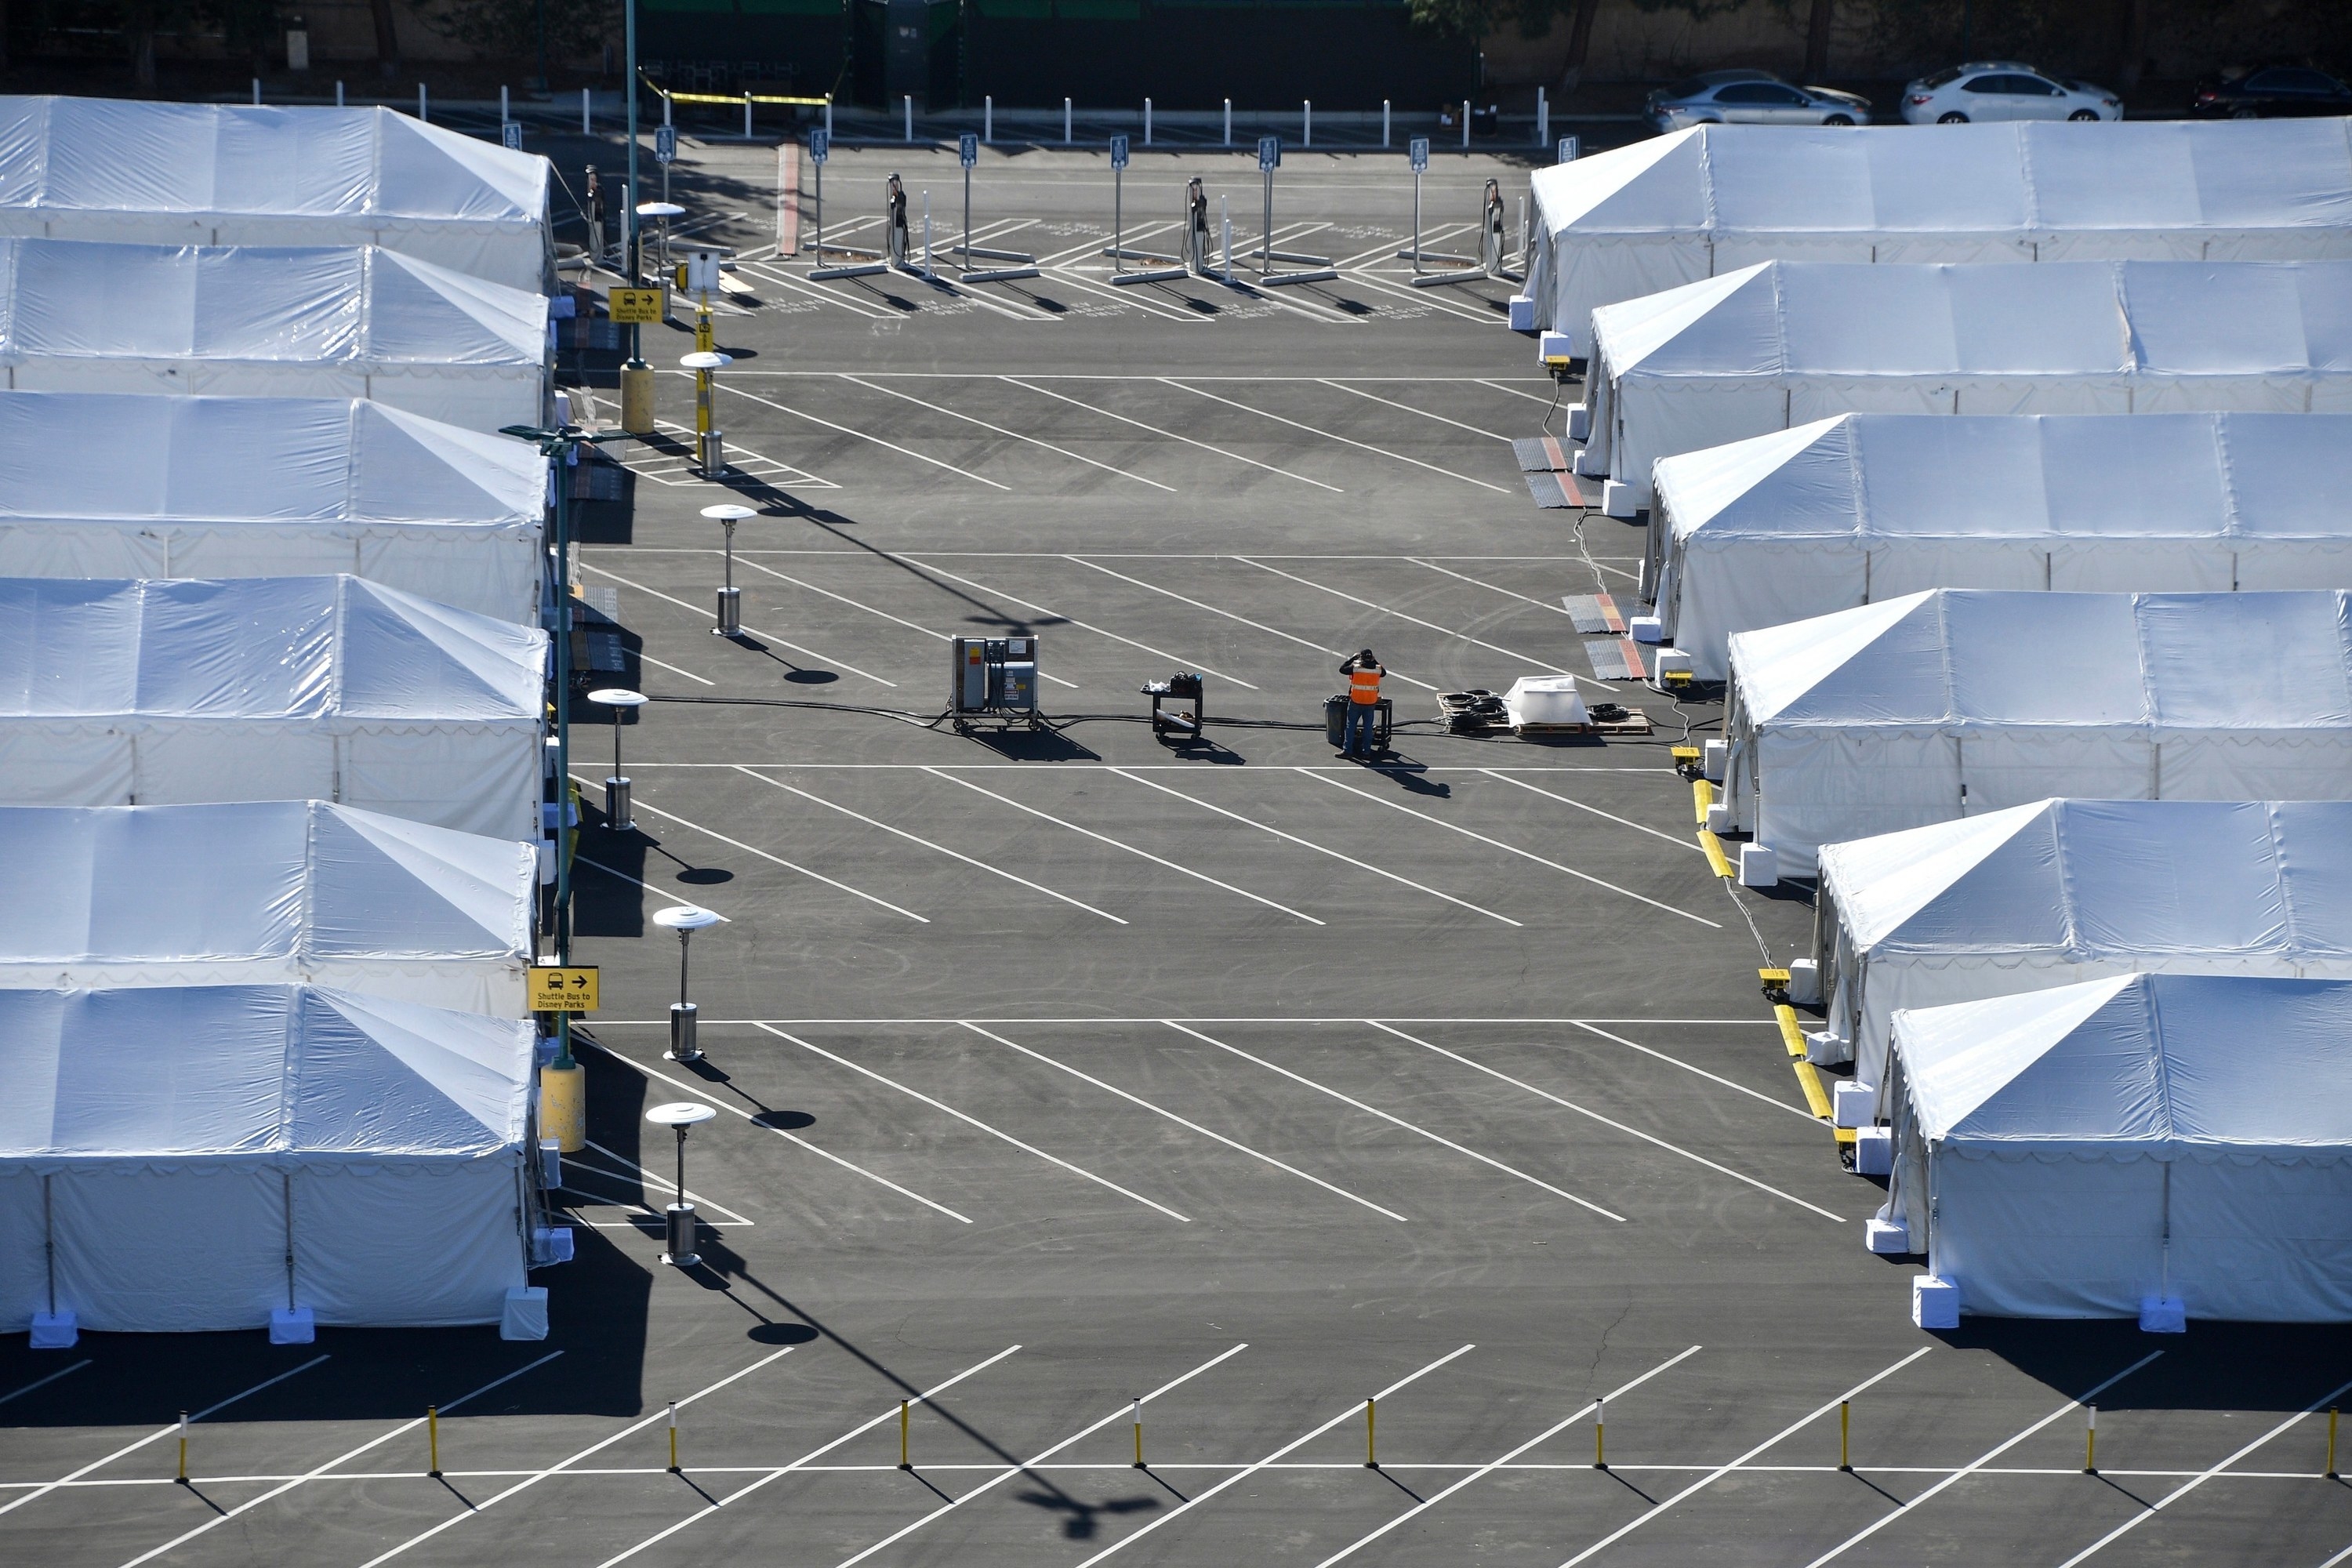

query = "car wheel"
[2067,109,2100,121]
[1936,112,1969,124]
[2230,106,2262,118]
[1823,113,1855,126]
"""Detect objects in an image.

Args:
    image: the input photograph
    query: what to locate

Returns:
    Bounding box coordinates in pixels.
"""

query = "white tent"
[0,96,554,291]
[0,985,537,1334]
[0,802,537,1016]
[1812,799,2352,1091]
[0,575,546,840]
[1647,411,2352,680]
[0,391,547,622]
[1583,258,2352,506]
[1528,118,2352,353]
[0,237,550,433]
[1879,972,2352,1322]
[1722,589,2352,858]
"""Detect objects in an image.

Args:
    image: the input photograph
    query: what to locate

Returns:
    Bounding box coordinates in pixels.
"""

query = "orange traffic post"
[899,1400,911,1470]
[1131,1397,1145,1469]
[1839,1399,1851,1472]
[1594,1396,1606,1470]
[667,1402,679,1472]
[175,1410,189,1484]
[428,1406,441,1477]
[1364,1396,1377,1468]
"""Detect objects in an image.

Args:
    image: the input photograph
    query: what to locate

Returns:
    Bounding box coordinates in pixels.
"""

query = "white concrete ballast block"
[1912,1274,1960,1329]
[1602,480,1638,518]
[1508,295,1537,332]
[1628,615,1664,644]
[1737,843,1778,887]
[1566,401,1589,440]
[1831,1079,1875,1129]
[1853,1124,1892,1175]
[1866,1216,1911,1254]
[1701,739,1726,780]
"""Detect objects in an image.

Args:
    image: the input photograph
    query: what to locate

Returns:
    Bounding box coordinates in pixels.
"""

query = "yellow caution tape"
[1697,829,1733,880]
[642,74,830,108]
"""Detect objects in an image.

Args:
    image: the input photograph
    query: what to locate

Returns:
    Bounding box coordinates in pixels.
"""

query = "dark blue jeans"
[1342,702,1378,756]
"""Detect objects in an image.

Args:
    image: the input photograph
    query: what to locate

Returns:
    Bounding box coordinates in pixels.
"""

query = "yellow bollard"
[1594,1396,1606,1470]
[1839,1399,1850,1472]
[1131,1397,1144,1469]
[2328,1406,2338,1479]
[176,1410,189,1484]
[695,303,715,355]
[667,1402,679,1472]
[2084,1404,2096,1475]
[620,361,655,436]
[1364,1396,1377,1468]
[539,1062,586,1154]
[898,1400,911,1470]
[428,1406,441,1477]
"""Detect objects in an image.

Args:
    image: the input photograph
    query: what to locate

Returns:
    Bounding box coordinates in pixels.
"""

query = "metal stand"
[1180,178,1210,274]
[669,1001,700,1062]
[884,174,913,271]
[1144,673,1205,741]
[1408,179,1520,289]
[1103,146,1185,286]
[956,154,1039,284]
[703,504,753,637]
[606,775,633,829]
[663,1201,699,1268]
[1257,152,1334,287]
[808,136,886,281]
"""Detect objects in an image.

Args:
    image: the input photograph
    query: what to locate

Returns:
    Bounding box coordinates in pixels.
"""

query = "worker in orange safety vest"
[1339,648,1385,759]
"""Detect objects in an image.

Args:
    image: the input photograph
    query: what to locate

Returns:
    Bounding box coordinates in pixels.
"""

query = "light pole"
[588,687,646,828]
[681,350,732,474]
[637,199,684,315]
[654,902,721,1062]
[702,503,754,636]
[644,1101,717,1265]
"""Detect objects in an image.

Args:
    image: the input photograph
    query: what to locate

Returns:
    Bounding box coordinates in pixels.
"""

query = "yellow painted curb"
[1697,829,1733,880]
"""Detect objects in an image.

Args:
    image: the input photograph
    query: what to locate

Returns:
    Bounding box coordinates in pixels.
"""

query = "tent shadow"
[1929,1317,2352,1414]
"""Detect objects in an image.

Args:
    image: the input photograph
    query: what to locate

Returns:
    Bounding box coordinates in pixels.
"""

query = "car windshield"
[1920,67,1965,88]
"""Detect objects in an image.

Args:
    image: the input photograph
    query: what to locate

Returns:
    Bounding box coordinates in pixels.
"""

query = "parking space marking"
[1059,556,1441,693]
[1160,381,1511,492]
[922,768,1323,923]
[595,1345,1024,1567]
[2056,1374,2352,1567]
[1801,1350,2165,1568]
[0,1356,329,1520]
[1107,768,1523,926]
[735,767,1130,924]
[582,561,898,687]
[1232,557,1611,690]
[1406,557,1587,619]
[1072,1343,1475,1568]
[1316,1345,1704,1567]
[753,1024,1189,1221]
[1564,1348,1934,1566]
[1334,223,1468,270]
[897,557,1258,688]
[728,556,1080,689]
[575,789,927,922]
[1163,1022,1624,1219]
[356,1346,799,1568]
[580,1138,756,1224]
[738,260,899,321]
[1299,771,1719,927]
[1480,771,1705,853]
[960,1024,1410,1222]
[1569,1021,1820,1121]
[0,1360,89,1409]
[713,379,1012,490]
[1477,378,1563,405]
[836,374,1175,492]
[589,1041,972,1221]
[1003,380,1341,490]
[571,852,732,918]
[635,650,716,686]
[1321,382,1515,443]
[1363,1023,1842,1221]
[114,1353,563,1568]
[834,1341,1253,1568]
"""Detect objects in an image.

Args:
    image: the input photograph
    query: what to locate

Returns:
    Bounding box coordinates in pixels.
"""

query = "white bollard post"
[824,98,833,137]
[583,88,591,134]
[1220,196,1231,281]
[1461,98,1470,149]
[1537,86,1547,147]
[1382,99,1391,147]
[419,82,429,122]
[252,78,261,105]
[665,90,673,126]
[335,81,343,107]
[903,95,913,143]
[502,85,510,122]
[745,92,753,138]
[1064,97,1072,144]
[1223,99,1231,146]
[1143,97,1152,146]
[922,190,932,277]
[1302,99,1311,148]
[983,96,992,143]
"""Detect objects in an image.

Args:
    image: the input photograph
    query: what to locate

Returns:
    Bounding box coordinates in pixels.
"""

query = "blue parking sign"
[1258,135,1280,172]
[959,131,978,169]
[1408,136,1428,172]
[1109,134,1129,170]
[654,125,677,164]
[810,128,829,165]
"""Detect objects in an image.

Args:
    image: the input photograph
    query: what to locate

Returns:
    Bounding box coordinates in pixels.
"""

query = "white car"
[1900,61,2122,124]
[1645,70,1873,132]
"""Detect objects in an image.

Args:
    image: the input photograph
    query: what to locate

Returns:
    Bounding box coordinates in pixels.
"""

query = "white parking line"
[1316,1346,1704,1568]
[588,1042,971,1221]
[0,1357,332,1520]
[581,561,898,688]
[833,1343,1250,1568]
[1477,378,1560,405]
[1058,556,1440,693]
[1802,1351,2165,1568]
[1570,1020,1821,1121]
[1072,1344,1476,1568]
[579,1138,755,1224]
[1233,556,1610,689]
[739,260,898,321]
[595,1346,1023,1568]
[570,852,731,919]
[728,555,1080,689]
[1299,770,1719,927]
[1363,1023,1842,1221]
[580,789,927,922]
[114,1354,563,1568]
[2057,1376,2352,1567]
[1163,1022,1624,1220]
[1161,381,1510,492]
[837,374,1175,492]
[356,1348,799,1568]
[1107,768,1522,926]
[1563,1349,1935,1567]
[897,557,1258,688]
[636,651,717,686]
[1407,557,1586,617]
[735,766,1129,924]
[713,379,1012,490]
[1481,771,1706,853]
[922,768,1323,922]
[753,1023,1189,1221]
[960,1023,1410,1221]
[1321,382,1515,442]
[1002,379,1340,491]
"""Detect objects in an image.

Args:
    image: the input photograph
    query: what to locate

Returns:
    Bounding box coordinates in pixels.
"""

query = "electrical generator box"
[950,636,1043,728]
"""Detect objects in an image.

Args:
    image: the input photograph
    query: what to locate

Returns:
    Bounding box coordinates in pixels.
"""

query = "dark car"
[2192,64,2352,118]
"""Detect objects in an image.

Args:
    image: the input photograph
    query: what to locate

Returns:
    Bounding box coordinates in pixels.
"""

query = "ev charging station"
[1404,160,1522,289]
[806,129,887,281]
[1102,136,1185,286]
[1181,176,1212,275]
[953,132,1040,283]
[1252,136,1335,287]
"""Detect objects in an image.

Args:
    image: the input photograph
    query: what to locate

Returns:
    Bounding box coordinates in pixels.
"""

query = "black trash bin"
[1324,694,1348,747]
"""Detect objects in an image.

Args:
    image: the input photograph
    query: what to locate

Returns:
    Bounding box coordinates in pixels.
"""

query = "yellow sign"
[528,966,601,1012]
[608,288,663,325]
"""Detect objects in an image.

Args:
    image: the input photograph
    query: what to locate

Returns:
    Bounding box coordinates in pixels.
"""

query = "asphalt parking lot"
[2,131,2349,1568]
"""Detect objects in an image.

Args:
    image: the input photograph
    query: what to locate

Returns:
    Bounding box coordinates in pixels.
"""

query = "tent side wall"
[1927,1149,2167,1319]
[296,1159,526,1327]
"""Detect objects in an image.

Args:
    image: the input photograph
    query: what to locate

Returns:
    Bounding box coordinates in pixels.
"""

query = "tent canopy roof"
[0,390,545,528]
[0,96,547,231]
[1534,118,2352,241]
[0,801,532,966]
[0,238,546,369]
[1730,588,2352,730]
[1896,971,2352,1154]
[0,985,532,1162]
[1657,411,2352,543]
[0,575,545,721]
[1590,257,2352,380]
[1819,798,2352,957]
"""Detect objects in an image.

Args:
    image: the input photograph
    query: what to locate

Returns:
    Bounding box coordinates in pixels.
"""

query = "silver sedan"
[1646,70,1873,132]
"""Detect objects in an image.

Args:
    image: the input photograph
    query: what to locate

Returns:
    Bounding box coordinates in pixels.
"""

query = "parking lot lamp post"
[655,903,722,1062]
